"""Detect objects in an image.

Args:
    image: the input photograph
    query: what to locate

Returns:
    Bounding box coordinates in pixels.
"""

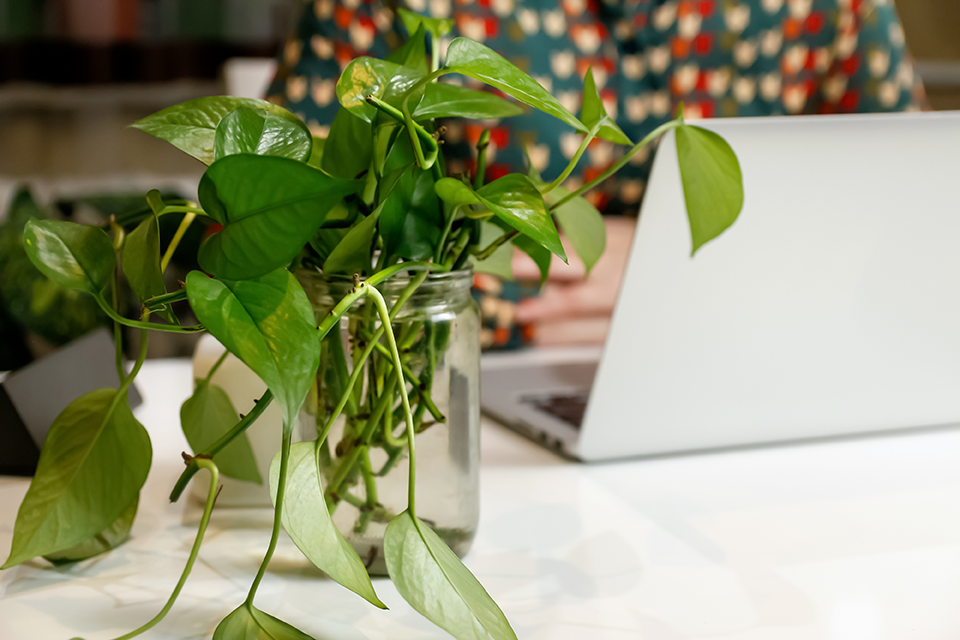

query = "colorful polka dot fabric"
[267,0,927,350]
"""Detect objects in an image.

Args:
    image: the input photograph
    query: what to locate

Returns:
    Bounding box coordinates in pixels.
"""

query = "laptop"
[481,111,960,462]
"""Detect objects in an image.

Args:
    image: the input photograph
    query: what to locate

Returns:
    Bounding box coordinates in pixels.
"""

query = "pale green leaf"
[213,603,315,640]
[181,381,262,484]
[43,496,138,565]
[580,67,632,146]
[471,221,513,280]
[548,187,606,274]
[123,213,177,324]
[269,442,385,608]
[336,57,426,124]
[22,219,114,295]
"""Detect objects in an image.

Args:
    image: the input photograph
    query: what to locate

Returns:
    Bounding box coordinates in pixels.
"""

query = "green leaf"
[185,268,320,428]
[444,38,585,133]
[214,106,312,162]
[548,187,606,275]
[43,496,138,565]
[321,108,373,179]
[122,213,177,324]
[269,442,385,608]
[471,221,513,280]
[580,67,632,146]
[477,175,565,261]
[323,207,380,276]
[2,389,152,569]
[213,603,315,640]
[198,155,361,280]
[398,8,453,42]
[181,381,262,484]
[385,510,517,640]
[131,96,309,166]
[413,83,523,120]
[675,124,744,254]
[306,136,326,170]
[336,57,426,124]
[386,24,429,74]
[512,234,551,285]
[381,167,442,261]
[22,219,115,294]
[435,177,481,207]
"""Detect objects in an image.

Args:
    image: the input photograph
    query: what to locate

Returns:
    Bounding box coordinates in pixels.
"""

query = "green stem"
[110,458,220,640]
[541,125,598,196]
[158,205,206,217]
[550,119,682,210]
[93,293,205,333]
[143,288,188,313]
[472,229,518,261]
[401,68,449,168]
[160,211,196,273]
[169,391,274,502]
[203,349,230,385]
[366,287,418,514]
[111,259,125,381]
[443,231,473,270]
[245,431,291,606]
[474,130,491,191]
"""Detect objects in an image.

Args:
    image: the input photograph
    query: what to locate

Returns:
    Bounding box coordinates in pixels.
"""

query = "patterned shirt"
[268,0,927,216]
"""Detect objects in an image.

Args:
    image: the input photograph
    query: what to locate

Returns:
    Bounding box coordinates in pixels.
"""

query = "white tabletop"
[3,359,960,639]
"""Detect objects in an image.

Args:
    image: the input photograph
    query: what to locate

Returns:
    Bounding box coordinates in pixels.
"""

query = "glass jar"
[296,269,480,575]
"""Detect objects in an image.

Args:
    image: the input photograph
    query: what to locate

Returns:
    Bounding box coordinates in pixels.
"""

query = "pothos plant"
[2,11,743,640]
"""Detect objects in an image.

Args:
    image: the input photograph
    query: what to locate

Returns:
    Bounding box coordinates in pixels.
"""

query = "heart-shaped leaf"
[385,510,518,640]
[444,38,585,133]
[336,57,426,124]
[181,381,262,484]
[479,175,565,261]
[122,213,178,323]
[675,124,744,254]
[43,496,138,565]
[321,108,373,179]
[197,155,361,280]
[269,442,385,608]
[185,268,320,428]
[214,106,312,162]
[387,24,429,74]
[23,218,114,294]
[213,603,314,640]
[414,83,523,120]
[131,96,309,165]
[580,67,632,146]
[2,389,152,569]
[547,186,606,275]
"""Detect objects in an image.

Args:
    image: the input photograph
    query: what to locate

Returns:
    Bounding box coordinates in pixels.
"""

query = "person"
[267,0,927,348]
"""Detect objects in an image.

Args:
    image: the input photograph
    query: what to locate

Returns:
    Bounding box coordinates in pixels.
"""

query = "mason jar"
[296,269,480,575]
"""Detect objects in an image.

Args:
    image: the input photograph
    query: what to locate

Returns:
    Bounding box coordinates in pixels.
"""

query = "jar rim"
[296,267,473,286]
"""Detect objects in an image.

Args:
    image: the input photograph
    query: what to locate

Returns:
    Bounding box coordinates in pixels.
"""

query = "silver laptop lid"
[578,112,960,461]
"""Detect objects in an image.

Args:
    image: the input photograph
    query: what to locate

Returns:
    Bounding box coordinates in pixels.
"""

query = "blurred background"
[0,0,958,367]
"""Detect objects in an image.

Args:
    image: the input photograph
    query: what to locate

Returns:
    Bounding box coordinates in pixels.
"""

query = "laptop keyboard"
[521,391,590,429]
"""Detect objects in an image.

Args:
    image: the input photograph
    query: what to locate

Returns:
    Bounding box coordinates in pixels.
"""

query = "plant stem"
[401,68,450,169]
[158,205,206,217]
[143,288,188,313]
[245,431,291,606]
[550,119,682,210]
[160,211,196,273]
[474,130,491,191]
[169,391,274,502]
[443,230,473,270]
[472,229,518,261]
[93,293,205,333]
[109,458,220,640]
[112,260,125,381]
[202,349,230,385]
[541,125,598,196]
[366,287,418,514]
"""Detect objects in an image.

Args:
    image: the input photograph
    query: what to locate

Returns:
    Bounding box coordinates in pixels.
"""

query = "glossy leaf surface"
[336,57,425,124]
[130,96,309,165]
[43,496,138,565]
[548,186,606,275]
[434,178,480,207]
[477,175,565,261]
[198,155,360,280]
[214,106,312,162]
[413,83,523,120]
[213,603,315,640]
[675,124,744,254]
[321,108,373,179]
[122,213,177,323]
[2,389,151,568]
[306,136,325,170]
[381,167,442,261]
[185,269,320,428]
[385,510,517,640]
[580,67,632,146]
[22,219,114,294]
[269,442,385,608]
[444,38,584,133]
[181,381,262,484]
